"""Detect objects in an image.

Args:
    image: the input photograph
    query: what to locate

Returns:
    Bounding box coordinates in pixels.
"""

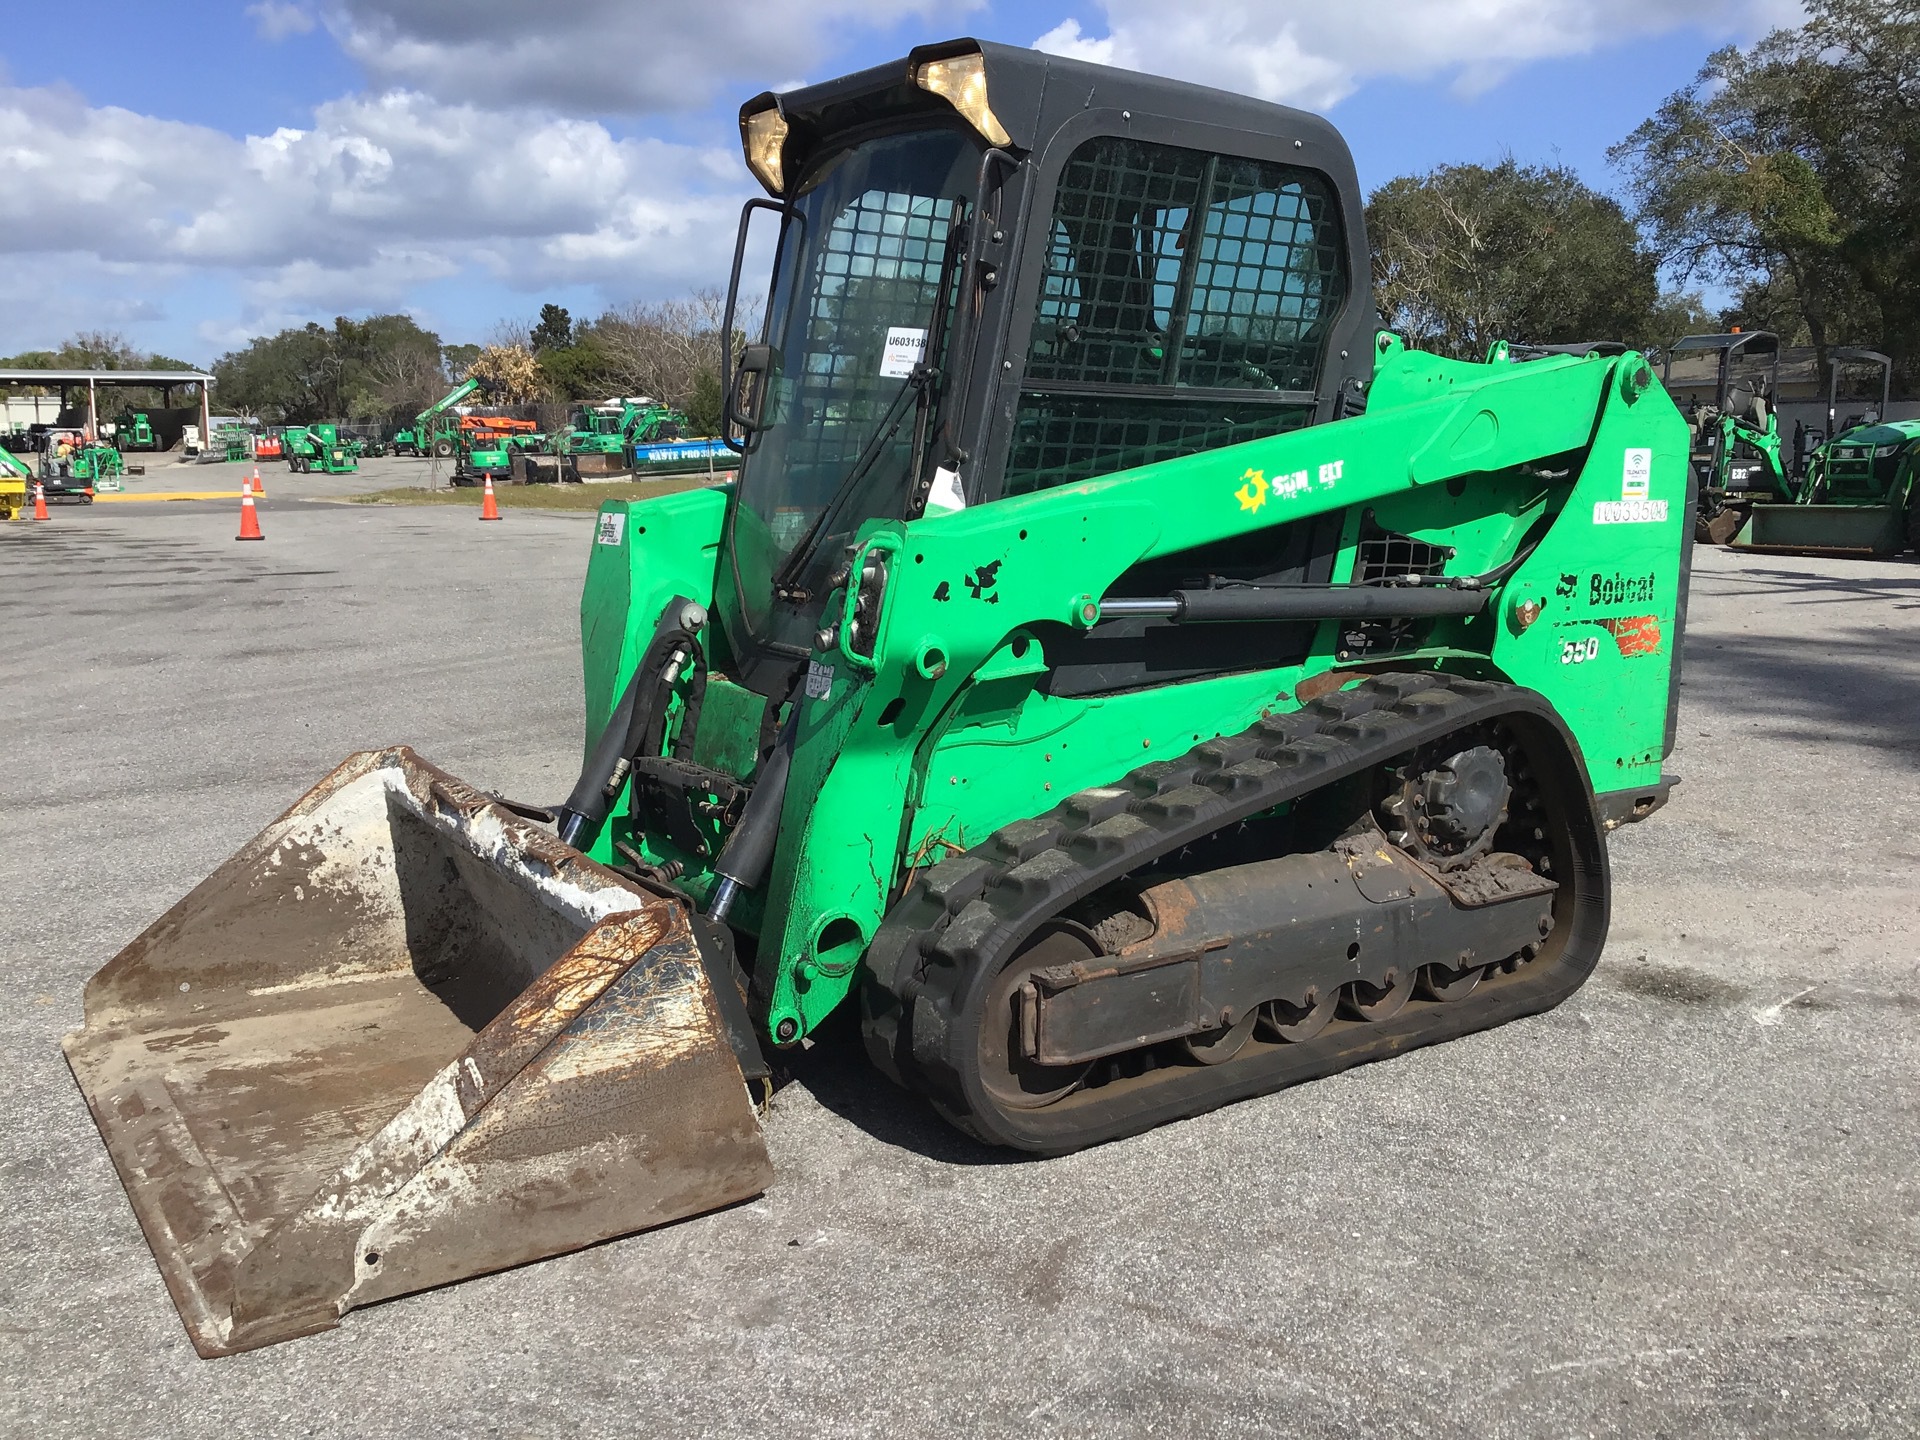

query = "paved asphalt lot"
[2,495,1916,1438]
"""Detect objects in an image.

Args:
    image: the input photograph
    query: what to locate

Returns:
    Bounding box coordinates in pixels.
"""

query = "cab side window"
[1001,137,1347,497]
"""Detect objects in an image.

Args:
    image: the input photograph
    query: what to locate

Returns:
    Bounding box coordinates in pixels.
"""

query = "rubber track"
[861,671,1611,1152]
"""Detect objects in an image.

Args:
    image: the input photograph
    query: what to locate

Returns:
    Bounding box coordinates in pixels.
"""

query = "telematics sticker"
[879,327,927,379]
[1593,499,1669,525]
[1622,447,1652,499]
[805,659,835,698]
[595,512,626,546]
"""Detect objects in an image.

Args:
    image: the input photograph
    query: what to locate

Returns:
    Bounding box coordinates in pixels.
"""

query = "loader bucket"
[1733,502,1905,557]
[62,747,771,1358]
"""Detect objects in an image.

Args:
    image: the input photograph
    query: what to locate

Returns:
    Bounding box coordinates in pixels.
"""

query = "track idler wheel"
[1180,1009,1258,1065]
[978,923,1096,1109]
[1417,959,1485,1002]
[1259,988,1338,1043]
[1340,966,1414,1022]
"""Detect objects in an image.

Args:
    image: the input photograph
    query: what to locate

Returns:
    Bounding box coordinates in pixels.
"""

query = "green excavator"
[65,40,1692,1359]
[560,398,687,479]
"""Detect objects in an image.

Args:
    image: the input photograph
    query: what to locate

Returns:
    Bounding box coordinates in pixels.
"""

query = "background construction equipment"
[1737,349,1920,556]
[1663,331,1792,544]
[282,423,359,474]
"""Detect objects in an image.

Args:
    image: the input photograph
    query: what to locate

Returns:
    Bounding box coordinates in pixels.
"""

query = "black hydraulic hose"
[706,710,798,923]
[557,669,645,846]
[556,596,705,846]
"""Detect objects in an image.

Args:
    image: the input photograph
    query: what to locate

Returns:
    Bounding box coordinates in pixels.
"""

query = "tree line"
[1373,0,1918,388]
[191,292,748,431]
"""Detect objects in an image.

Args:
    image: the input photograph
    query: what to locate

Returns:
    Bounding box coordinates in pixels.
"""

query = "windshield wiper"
[770,203,970,602]
[771,369,927,602]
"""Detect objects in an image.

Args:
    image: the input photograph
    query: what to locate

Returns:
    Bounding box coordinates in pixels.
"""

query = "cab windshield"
[729,125,981,654]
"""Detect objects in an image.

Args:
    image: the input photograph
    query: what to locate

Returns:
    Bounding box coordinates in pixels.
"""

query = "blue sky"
[0,1,1800,366]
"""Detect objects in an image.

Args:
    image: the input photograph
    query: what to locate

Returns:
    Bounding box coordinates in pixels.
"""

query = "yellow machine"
[0,447,30,519]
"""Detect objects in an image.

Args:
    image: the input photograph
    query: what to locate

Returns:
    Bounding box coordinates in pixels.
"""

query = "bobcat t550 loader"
[65,40,1693,1356]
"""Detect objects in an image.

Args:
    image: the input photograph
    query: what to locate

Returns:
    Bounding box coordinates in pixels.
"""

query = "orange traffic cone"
[236,477,264,541]
[250,463,265,498]
[32,481,50,520]
[479,473,501,522]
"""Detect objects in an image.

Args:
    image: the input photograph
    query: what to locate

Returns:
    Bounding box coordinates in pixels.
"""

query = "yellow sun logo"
[1235,468,1268,513]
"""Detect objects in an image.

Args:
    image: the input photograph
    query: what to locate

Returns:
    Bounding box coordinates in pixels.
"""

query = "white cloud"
[318,0,982,115]
[1034,0,1808,111]
[248,2,317,41]
[0,82,752,348]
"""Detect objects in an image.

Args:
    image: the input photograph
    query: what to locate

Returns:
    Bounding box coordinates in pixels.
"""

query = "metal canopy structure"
[0,368,213,385]
[0,368,214,443]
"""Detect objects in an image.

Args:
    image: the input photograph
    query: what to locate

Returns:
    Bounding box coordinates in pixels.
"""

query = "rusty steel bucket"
[63,748,771,1357]
[1734,501,1906,557]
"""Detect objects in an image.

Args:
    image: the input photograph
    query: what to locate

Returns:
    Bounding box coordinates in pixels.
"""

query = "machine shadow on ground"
[776,1009,1010,1168]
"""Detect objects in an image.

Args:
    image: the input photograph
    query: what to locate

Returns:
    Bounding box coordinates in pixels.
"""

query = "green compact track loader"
[1737,349,1920,557]
[66,40,1693,1359]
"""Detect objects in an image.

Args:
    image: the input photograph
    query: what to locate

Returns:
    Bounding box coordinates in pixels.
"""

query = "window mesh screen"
[1004,136,1346,497]
[1178,158,1346,392]
[1028,145,1209,387]
[776,188,955,540]
[1356,527,1450,585]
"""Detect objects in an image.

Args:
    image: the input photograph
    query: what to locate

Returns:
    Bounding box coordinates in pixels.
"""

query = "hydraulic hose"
[556,597,706,847]
[706,710,798,923]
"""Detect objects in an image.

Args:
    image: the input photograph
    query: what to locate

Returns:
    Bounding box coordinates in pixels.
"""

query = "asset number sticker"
[1593,499,1668,525]
[805,659,835,699]
[879,327,927,380]
[1560,637,1601,665]
[1622,447,1652,499]
[595,512,626,546]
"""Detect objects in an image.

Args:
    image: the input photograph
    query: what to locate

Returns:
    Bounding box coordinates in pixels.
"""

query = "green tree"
[1612,0,1920,383]
[441,343,481,380]
[534,329,615,401]
[530,303,573,353]
[1642,291,1716,353]
[1367,159,1667,359]
[54,330,142,370]
[212,315,445,424]
[683,366,725,437]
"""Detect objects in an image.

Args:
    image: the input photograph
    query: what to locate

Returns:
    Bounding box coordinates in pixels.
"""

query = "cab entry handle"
[726,344,773,441]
